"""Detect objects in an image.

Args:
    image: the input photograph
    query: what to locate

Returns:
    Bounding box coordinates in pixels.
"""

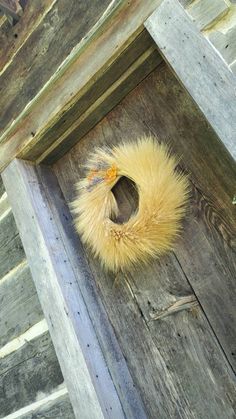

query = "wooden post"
[145,0,236,161]
[2,159,147,419]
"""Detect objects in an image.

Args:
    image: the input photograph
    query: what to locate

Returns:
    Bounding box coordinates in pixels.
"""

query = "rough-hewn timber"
[145,0,236,160]
[0,175,4,197]
[0,211,25,278]
[0,0,163,171]
[19,393,75,419]
[0,263,44,348]
[0,331,64,417]
[186,0,229,30]
[0,0,111,132]
[2,160,147,419]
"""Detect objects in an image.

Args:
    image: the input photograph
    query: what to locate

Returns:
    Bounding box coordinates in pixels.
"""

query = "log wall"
[0,177,75,418]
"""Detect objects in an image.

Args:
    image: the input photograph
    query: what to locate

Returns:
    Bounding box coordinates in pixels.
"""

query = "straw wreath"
[71,136,189,272]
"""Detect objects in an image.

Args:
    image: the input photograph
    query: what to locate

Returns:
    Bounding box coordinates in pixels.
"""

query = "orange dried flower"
[105,164,117,182]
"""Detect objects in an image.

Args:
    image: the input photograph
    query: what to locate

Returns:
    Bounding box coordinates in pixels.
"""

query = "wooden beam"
[2,159,147,419]
[39,45,161,164]
[0,0,22,21]
[0,0,162,171]
[0,331,64,416]
[186,0,229,30]
[145,0,236,161]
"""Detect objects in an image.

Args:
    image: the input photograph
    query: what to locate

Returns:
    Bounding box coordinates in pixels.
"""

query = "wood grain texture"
[53,66,236,416]
[19,393,75,419]
[0,0,163,171]
[145,0,236,160]
[0,190,9,217]
[186,0,229,30]
[0,0,111,133]
[174,182,236,370]
[0,174,5,197]
[0,331,64,418]
[178,0,193,6]
[0,264,44,348]
[2,160,139,419]
[0,0,22,21]
[123,64,236,251]
[22,30,155,162]
[41,46,161,164]
[89,62,235,372]
[0,211,25,278]
[208,26,236,66]
[0,0,54,74]
[230,59,236,74]
[36,166,148,419]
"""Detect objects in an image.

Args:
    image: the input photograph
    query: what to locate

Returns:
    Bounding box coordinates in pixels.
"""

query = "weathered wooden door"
[1,1,236,418]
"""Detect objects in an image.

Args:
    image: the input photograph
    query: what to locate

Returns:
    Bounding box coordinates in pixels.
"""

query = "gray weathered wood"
[19,393,75,419]
[36,165,148,419]
[82,62,235,372]
[0,263,44,347]
[174,182,236,371]
[186,0,229,30]
[0,191,9,217]
[230,59,236,74]
[0,0,163,171]
[0,0,22,21]
[0,331,64,418]
[2,159,144,419]
[208,26,236,66]
[0,211,25,278]
[54,77,236,417]
[0,0,111,133]
[126,63,236,249]
[178,0,193,6]
[145,0,236,160]
[0,175,4,197]
[42,46,161,164]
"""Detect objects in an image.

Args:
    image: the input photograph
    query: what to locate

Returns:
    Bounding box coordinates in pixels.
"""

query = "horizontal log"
[186,0,229,30]
[0,331,64,417]
[145,0,236,160]
[0,263,44,348]
[0,175,4,197]
[41,45,161,164]
[19,393,75,419]
[0,211,25,278]
[0,0,162,171]
[0,0,22,21]
[0,0,112,132]
[0,1,54,74]
[208,26,236,66]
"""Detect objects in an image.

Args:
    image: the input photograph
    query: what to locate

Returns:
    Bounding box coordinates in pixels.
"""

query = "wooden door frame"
[2,159,147,419]
[1,0,235,173]
[1,1,236,416]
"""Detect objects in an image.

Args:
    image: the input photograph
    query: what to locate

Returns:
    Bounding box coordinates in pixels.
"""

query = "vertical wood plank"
[36,164,147,419]
[145,0,236,160]
[2,159,127,419]
[2,159,147,419]
[53,109,236,418]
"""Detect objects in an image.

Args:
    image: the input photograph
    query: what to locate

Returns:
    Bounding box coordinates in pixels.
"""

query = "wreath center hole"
[111,176,139,224]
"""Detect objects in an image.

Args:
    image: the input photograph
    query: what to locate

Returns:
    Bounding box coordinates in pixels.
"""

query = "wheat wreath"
[71,136,189,272]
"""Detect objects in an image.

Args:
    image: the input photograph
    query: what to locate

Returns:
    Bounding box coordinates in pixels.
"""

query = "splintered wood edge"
[0,0,163,171]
